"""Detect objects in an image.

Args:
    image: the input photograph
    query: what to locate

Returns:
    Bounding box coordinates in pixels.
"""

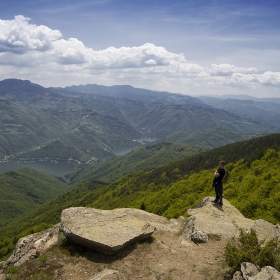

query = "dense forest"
[0,168,69,227]
[0,133,279,260]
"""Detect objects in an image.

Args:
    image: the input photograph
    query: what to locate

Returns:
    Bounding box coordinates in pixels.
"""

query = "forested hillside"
[0,99,65,159]
[165,126,250,148]
[1,79,279,163]
[0,133,279,260]
[199,96,280,128]
[68,141,208,184]
[0,168,69,227]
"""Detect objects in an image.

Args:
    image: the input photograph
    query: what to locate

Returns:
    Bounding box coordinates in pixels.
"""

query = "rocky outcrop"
[241,262,260,279]
[5,224,60,267]
[60,207,161,255]
[251,266,280,280]
[181,197,280,246]
[233,262,280,280]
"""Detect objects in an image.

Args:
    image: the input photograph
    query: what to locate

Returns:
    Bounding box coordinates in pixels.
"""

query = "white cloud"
[0,15,61,53]
[52,38,88,64]
[209,64,257,76]
[145,59,157,65]
[255,71,280,86]
[0,15,279,97]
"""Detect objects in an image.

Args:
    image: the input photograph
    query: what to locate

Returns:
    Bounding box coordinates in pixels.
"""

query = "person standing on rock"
[212,160,226,206]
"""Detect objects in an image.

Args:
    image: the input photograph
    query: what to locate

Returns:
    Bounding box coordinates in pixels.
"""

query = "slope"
[54,85,278,138]
[18,111,141,163]
[0,133,279,260]
[1,79,279,163]
[165,126,251,148]
[0,167,69,227]
[133,103,277,138]
[0,79,142,162]
[0,99,65,159]
[199,96,280,129]
[68,141,208,184]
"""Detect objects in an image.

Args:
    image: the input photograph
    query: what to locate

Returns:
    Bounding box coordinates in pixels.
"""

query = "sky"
[0,0,280,97]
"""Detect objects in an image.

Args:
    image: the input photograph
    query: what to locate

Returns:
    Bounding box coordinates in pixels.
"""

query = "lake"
[0,139,156,177]
[0,159,76,177]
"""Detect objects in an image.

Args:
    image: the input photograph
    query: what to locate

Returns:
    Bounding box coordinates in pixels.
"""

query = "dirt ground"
[14,230,232,280]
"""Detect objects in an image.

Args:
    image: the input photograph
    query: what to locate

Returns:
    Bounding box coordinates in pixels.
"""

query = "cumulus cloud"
[52,38,88,64]
[84,44,186,69]
[0,15,61,53]
[209,64,257,76]
[256,71,280,86]
[0,15,279,97]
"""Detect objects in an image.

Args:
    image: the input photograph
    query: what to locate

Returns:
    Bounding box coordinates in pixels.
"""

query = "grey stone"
[60,207,156,255]
[251,220,280,246]
[191,230,208,243]
[232,271,244,280]
[5,224,60,267]
[90,269,125,280]
[241,262,260,279]
[181,197,280,245]
[249,266,280,280]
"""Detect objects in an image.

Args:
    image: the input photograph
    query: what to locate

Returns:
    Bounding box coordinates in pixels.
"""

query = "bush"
[224,229,280,273]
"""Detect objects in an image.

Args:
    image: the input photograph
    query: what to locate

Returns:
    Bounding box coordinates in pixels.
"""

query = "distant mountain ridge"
[199,96,280,128]
[55,83,204,105]
[0,78,279,164]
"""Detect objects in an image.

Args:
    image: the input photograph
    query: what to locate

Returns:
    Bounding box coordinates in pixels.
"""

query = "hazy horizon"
[1,0,279,98]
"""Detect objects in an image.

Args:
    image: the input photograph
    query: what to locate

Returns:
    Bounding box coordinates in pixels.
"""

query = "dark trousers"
[214,182,223,204]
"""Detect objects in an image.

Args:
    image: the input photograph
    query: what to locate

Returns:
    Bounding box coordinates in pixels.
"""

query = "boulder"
[235,263,280,280]
[249,266,280,280]
[90,269,125,280]
[232,271,244,280]
[191,230,208,243]
[181,197,280,245]
[60,207,156,255]
[241,262,260,279]
[251,220,280,245]
[5,224,60,267]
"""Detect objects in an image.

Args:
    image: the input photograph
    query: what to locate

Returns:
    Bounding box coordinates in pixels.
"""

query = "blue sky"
[0,0,280,97]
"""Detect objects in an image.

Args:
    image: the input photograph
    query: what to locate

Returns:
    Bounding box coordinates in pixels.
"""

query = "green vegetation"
[166,126,255,148]
[69,141,208,184]
[0,133,279,261]
[0,99,65,159]
[199,96,280,130]
[1,79,279,164]
[0,168,69,227]
[225,229,280,273]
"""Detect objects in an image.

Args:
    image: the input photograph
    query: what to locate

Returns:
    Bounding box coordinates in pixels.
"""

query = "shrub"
[224,229,280,273]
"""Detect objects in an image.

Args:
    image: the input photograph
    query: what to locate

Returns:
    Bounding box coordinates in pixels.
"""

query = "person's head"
[219,160,226,167]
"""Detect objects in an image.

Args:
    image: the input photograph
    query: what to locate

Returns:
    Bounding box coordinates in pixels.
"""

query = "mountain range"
[1,78,279,165]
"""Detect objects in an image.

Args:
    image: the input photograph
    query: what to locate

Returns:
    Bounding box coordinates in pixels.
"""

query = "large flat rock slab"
[181,197,280,246]
[60,207,156,255]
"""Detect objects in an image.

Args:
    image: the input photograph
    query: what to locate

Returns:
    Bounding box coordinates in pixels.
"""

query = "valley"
[1,79,278,167]
[0,79,280,279]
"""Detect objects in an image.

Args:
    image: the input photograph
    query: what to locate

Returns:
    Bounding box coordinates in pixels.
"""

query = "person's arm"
[214,171,220,178]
